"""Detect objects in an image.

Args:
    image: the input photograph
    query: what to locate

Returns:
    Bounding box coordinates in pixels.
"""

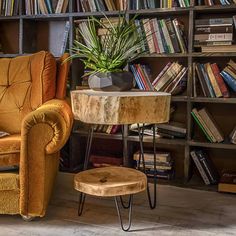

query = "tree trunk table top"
[71,90,171,125]
[74,166,147,197]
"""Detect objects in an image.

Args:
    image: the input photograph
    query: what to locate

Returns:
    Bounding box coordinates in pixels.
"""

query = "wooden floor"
[0,173,236,236]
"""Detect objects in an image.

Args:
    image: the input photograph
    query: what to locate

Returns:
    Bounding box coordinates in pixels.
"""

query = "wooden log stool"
[71,90,171,231]
[74,166,147,231]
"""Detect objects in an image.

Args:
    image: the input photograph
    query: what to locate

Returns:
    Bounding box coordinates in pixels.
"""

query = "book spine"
[190,151,211,185]
[221,71,236,92]
[194,33,233,42]
[210,63,230,98]
[165,18,181,53]
[160,19,175,53]
[195,26,233,34]
[60,21,70,55]
[205,63,222,98]
[150,19,160,53]
[195,63,208,97]
[152,62,172,86]
[153,19,165,53]
[157,20,169,53]
[200,64,215,98]
[195,18,233,27]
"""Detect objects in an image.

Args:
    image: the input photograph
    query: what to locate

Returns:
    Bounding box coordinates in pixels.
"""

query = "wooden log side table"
[71,90,171,231]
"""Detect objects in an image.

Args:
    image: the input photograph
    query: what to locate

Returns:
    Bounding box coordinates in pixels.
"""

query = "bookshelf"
[1,0,236,189]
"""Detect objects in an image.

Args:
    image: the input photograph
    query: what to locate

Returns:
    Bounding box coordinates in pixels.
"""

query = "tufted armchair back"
[0,51,70,134]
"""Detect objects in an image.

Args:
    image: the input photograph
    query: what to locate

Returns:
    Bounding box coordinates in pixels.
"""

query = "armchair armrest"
[20,99,73,217]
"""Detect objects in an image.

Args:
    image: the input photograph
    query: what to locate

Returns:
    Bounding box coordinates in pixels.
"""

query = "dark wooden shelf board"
[172,96,188,102]
[194,4,236,12]
[0,16,20,20]
[128,7,190,15]
[71,11,123,18]
[128,135,186,145]
[140,53,189,58]
[189,141,236,150]
[190,97,236,104]
[192,52,236,58]
[73,130,123,141]
[22,13,70,20]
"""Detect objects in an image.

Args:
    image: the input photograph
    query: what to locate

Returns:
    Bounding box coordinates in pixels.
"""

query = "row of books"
[135,18,187,54]
[93,124,121,134]
[196,0,236,5]
[25,0,68,15]
[133,151,174,179]
[190,149,219,185]
[130,62,187,95]
[191,107,224,143]
[77,0,127,12]
[194,60,236,98]
[194,16,236,52]
[0,0,19,16]
[130,0,190,9]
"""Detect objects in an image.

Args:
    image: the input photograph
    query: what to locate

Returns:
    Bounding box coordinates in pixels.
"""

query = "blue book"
[45,0,53,14]
[200,64,215,98]
[130,65,145,90]
[221,71,236,92]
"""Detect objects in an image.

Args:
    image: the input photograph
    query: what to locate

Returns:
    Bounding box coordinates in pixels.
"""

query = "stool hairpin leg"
[137,124,157,210]
[114,195,133,232]
[120,125,132,209]
[78,125,94,216]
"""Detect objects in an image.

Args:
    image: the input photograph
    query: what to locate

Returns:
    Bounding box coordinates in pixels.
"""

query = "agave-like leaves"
[69,13,147,74]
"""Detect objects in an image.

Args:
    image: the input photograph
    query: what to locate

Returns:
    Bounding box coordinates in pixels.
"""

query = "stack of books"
[133,151,174,179]
[135,18,187,54]
[25,0,69,15]
[0,0,19,16]
[90,155,123,168]
[190,149,219,185]
[191,107,224,143]
[130,0,190,9]
[195,63,230,98]
[194,17,236,52]
[218,171,236,193]
[77,0,127,12]
[221,60,236,92]
[93,125,121,134]
[131,62,187,94]
[196,0,236,6]
[156,122,187,139]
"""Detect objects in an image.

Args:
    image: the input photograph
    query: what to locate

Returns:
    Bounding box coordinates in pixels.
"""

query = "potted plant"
[69,14,146,91]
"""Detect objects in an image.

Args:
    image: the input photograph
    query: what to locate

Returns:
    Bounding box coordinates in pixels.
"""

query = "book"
[198,108,224,143]
[195,18,233,27]
[229,126,236,144]
[221,71,236,92]
[190,150,211,185]
[218,172,236,193]
[133,151,171,163]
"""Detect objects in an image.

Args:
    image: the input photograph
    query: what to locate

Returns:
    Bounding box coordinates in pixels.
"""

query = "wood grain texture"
[74,166,147,197]
[71,90,171,125]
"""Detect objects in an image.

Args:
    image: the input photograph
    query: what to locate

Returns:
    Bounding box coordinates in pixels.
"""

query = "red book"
[135,64,149,90]
[150,19,160,53]
[211,63,230,98]
[110,125,121,134]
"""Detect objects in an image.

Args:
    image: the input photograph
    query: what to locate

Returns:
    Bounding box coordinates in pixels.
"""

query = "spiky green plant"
[69,14,147,75]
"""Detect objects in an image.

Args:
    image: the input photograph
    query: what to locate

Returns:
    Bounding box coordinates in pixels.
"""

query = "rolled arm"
[20,99,73,217]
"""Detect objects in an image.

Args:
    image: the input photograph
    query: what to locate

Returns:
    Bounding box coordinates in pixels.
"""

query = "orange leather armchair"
[0,51,73,218]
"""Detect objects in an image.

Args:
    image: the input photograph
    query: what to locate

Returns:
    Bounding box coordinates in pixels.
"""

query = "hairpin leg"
[137,124,157,210]
[114,195,133,232]
[78,125,94,216]
[78,192,86,216]
[119,195,132,209]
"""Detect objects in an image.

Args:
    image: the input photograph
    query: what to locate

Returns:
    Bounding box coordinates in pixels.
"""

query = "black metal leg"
[78,125,94,216]
[137,124,157,210]
[119,195,132,209]
[83,125,94,170]
[114,195,133,232]
[78,192,86,216]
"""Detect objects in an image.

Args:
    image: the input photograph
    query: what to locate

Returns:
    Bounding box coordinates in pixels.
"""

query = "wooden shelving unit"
[1,0,236,189]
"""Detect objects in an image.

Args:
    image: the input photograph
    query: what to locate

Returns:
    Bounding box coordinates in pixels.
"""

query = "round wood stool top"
[74,166,147,197]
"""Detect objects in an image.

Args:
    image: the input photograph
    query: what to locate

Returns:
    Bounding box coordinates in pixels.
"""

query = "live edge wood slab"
[71,90,171,125]
[74,166,147,197]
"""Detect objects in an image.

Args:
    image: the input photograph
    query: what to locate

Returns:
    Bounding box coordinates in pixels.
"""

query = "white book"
[55,0,64,13]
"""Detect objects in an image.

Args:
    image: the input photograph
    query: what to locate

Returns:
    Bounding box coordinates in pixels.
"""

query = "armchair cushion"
[0,51,56,134]
[0,134,21,167]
